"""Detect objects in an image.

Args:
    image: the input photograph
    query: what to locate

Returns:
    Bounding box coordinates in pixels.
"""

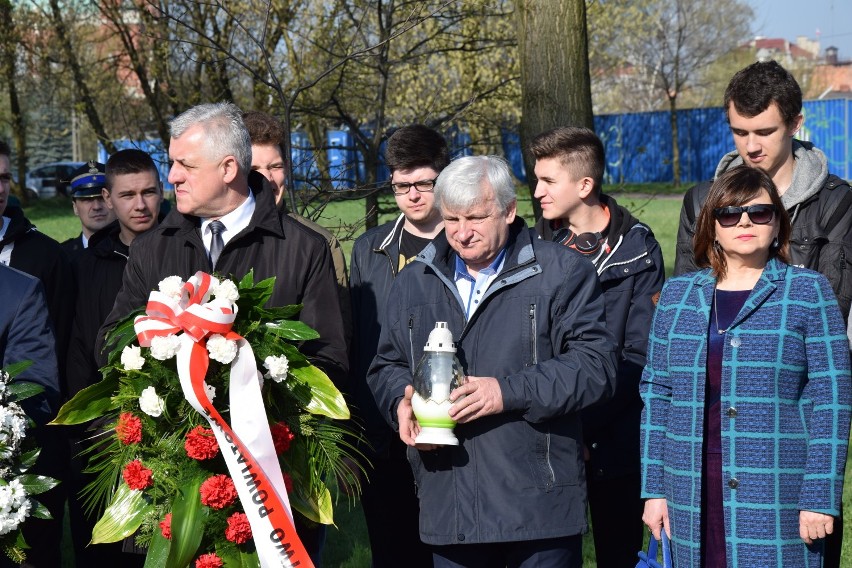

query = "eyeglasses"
[0,173,12,183]
[713,204,776,227]
[390,178,437,195]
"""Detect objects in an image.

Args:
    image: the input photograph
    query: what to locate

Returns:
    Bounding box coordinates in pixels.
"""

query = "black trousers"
[587,471,644,568]
[432,535,583,568]
[360,438,432,568]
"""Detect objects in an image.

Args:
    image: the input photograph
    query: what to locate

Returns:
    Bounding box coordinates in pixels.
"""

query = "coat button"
[457,534,465,542]
[728,478,739,489]
[726,407,737,417]
[730,337,741,347]
[591,442,598,449]
[596,469,604,476]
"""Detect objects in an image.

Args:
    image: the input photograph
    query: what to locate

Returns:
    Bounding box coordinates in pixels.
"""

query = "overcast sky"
[748,0,852,59]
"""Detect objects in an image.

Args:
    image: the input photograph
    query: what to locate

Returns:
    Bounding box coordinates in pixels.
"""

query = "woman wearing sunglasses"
[640,166,852,567]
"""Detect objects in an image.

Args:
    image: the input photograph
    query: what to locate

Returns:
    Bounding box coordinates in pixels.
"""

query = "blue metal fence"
[102,99,850,190]
[98,139,175,192]
[589,99,851,184]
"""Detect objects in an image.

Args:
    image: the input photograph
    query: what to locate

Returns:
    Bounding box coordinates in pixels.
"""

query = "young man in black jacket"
[675,61,852,320]
[531,126,665,567]
[349,125,448,567]
[66,149,163,567]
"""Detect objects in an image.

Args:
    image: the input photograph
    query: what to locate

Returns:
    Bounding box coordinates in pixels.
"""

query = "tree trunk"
[669,95,681,187]
[0,0,28,205]
[48,0,116,155]
[516,0,593,219]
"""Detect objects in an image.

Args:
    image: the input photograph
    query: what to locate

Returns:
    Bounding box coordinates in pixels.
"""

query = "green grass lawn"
[22,187,851,566]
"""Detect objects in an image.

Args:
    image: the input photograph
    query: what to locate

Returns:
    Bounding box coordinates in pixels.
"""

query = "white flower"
[206,334,237,364]
[120,345,145,371]
[264,355,289,383]
[150,335,181,361]
[7,480,26,509]
[211,278,239,303]
[139,386,165,417]
[13,499,30,524]
[158,276,185,299]
[203,382,216,402]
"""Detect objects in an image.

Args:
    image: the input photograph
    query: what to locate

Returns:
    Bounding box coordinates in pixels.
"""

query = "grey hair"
[169,102,252,174]
[434,155,516,213]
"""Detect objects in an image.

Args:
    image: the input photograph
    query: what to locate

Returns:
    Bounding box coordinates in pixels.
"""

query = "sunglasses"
[713,204,776,227]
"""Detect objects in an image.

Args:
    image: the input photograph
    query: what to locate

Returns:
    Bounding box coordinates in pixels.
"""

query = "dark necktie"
[208,220,225,269]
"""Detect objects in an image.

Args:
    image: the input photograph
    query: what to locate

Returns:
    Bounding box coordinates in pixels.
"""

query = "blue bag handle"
[635,530,672,568]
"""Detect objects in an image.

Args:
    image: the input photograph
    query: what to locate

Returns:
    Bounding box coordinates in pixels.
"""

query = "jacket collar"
[419,217,534,279]
[376,213,407,253]
[693,256,787,332]
[0,206,36,246]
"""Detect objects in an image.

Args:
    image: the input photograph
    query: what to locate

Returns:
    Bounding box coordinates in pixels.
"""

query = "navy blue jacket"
[368,219,617,545]
[0,264,59,424]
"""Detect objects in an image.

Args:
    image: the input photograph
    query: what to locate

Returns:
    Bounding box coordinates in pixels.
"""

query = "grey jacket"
[367,219,616,545]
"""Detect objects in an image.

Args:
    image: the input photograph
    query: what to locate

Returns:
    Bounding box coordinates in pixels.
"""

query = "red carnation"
[270,422,295,454]
[224,511,252,544]
[195,553,224,568]
[159,513,172,540]
[116,412,143,445]
[284,472,293,493]
[199,474,237,509]
[123,460,153,491]
[185,426,220,460]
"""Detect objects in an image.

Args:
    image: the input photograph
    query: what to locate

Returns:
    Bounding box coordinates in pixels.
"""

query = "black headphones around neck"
[553,228,607,254]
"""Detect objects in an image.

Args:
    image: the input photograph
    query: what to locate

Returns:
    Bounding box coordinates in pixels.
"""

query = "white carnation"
[13,500,30,524]
[150,335,181,361]
[120,345,145,371]
[211,278,239,303]
[158,276,185,299]
[139,386,165,417]
[7,480,25,509]
[264,355,289,383]
[203,382,216,402]
[206,334,237,364]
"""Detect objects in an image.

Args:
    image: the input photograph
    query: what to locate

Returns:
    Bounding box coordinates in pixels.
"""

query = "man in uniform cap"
[61,160,115,258]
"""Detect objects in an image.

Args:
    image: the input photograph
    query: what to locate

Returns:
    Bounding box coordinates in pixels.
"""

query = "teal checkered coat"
[640,258,852,567]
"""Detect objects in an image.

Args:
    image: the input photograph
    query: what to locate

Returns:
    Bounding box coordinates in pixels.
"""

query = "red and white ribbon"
[134,272,312,568]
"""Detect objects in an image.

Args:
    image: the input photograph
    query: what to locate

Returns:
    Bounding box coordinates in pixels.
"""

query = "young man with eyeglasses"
[531,126,665,568]
[349,124,448,567]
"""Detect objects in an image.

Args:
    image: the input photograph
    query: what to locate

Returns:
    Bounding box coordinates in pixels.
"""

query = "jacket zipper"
[545,432,555,489]
[408,314,415,366]
[529,303,537,366]
[407,313,418,496]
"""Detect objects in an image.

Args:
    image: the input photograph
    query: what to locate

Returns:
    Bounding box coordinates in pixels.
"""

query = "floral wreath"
[53,271,362,568]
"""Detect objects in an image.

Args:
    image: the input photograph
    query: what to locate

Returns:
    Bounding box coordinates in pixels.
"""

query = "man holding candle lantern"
[368,155,616,567]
